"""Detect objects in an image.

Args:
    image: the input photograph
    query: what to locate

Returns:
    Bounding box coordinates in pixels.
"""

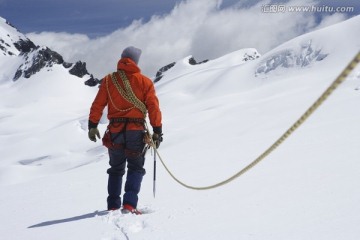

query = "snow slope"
[1,16,360,240]
[0,17,28,83]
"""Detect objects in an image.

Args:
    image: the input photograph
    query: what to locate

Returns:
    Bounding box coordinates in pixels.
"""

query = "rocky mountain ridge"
[0,17,99,86]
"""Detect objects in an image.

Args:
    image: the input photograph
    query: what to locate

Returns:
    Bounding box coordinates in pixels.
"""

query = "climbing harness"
[102,118,145,150]
[149,51,360,190]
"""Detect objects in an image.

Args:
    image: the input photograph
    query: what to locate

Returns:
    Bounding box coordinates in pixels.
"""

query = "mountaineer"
[88,46,163,214]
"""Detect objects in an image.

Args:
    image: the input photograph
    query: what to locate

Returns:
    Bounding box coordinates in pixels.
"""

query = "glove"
[88,128,100,142]
[152,126,163,149]
[152,133,163,149]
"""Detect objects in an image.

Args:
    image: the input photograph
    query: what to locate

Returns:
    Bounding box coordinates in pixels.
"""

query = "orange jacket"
[89,58,162,132]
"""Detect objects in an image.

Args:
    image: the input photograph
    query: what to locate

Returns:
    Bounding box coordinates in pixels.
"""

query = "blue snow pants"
[106,130,146,210]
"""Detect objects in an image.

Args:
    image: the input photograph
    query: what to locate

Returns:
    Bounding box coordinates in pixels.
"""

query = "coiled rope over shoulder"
[148,51,360,190]
[109,70,148,118]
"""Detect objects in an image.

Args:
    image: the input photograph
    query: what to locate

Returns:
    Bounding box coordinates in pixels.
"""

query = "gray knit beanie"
[121,46,142,64]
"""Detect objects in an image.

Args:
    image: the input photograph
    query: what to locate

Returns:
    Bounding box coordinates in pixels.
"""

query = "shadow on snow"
[28,210,108,228]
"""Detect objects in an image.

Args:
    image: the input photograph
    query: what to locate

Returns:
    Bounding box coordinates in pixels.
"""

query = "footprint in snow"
[101,206,154,239]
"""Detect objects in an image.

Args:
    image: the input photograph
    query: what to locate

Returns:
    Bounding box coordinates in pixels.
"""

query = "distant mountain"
[0,16,99,86]
[154,50,260,83]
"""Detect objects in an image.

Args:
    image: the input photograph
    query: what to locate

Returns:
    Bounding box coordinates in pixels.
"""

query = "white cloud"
[314,13,348,30]
[27,32,90,57]
[26,0,349,78]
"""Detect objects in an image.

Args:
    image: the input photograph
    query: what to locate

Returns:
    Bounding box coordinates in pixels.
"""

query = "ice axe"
[143,130,157,198]
[153,148,156,198]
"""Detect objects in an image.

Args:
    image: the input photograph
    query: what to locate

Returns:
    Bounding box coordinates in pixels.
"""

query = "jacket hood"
[117,58,141,74]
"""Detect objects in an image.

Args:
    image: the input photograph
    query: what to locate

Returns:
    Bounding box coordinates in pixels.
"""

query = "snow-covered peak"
[0,16,98,84]
[0,17,36,56]
[256,15,360,77]
[13,46,65,80]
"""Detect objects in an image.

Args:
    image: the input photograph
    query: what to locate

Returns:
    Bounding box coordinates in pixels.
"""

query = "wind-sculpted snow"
[255,40,328,76]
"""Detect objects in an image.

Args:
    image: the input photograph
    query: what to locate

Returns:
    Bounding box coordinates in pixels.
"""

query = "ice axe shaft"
[153,147,156,198]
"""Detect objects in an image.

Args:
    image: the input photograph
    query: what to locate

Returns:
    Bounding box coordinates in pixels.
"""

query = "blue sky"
[1,0,358,38]
[0,0,240,37]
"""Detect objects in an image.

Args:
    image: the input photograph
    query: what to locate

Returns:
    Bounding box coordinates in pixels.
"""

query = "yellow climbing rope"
[149,51,360,190]
[109,70,148,117]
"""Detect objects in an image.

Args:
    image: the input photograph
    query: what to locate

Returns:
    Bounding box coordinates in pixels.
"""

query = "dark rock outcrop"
[13,47,64,80]
[62,62,73,69]
[154,62,176,83]
[0,38,14,56]
[242,52,260,62]
[69,61,89,78]
[13,39,37,54]
[154,56,209,83]
[188,57,208,65]
[84,74,101,86]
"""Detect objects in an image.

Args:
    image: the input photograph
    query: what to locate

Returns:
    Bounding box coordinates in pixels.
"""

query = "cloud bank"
[27,0,349,78]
